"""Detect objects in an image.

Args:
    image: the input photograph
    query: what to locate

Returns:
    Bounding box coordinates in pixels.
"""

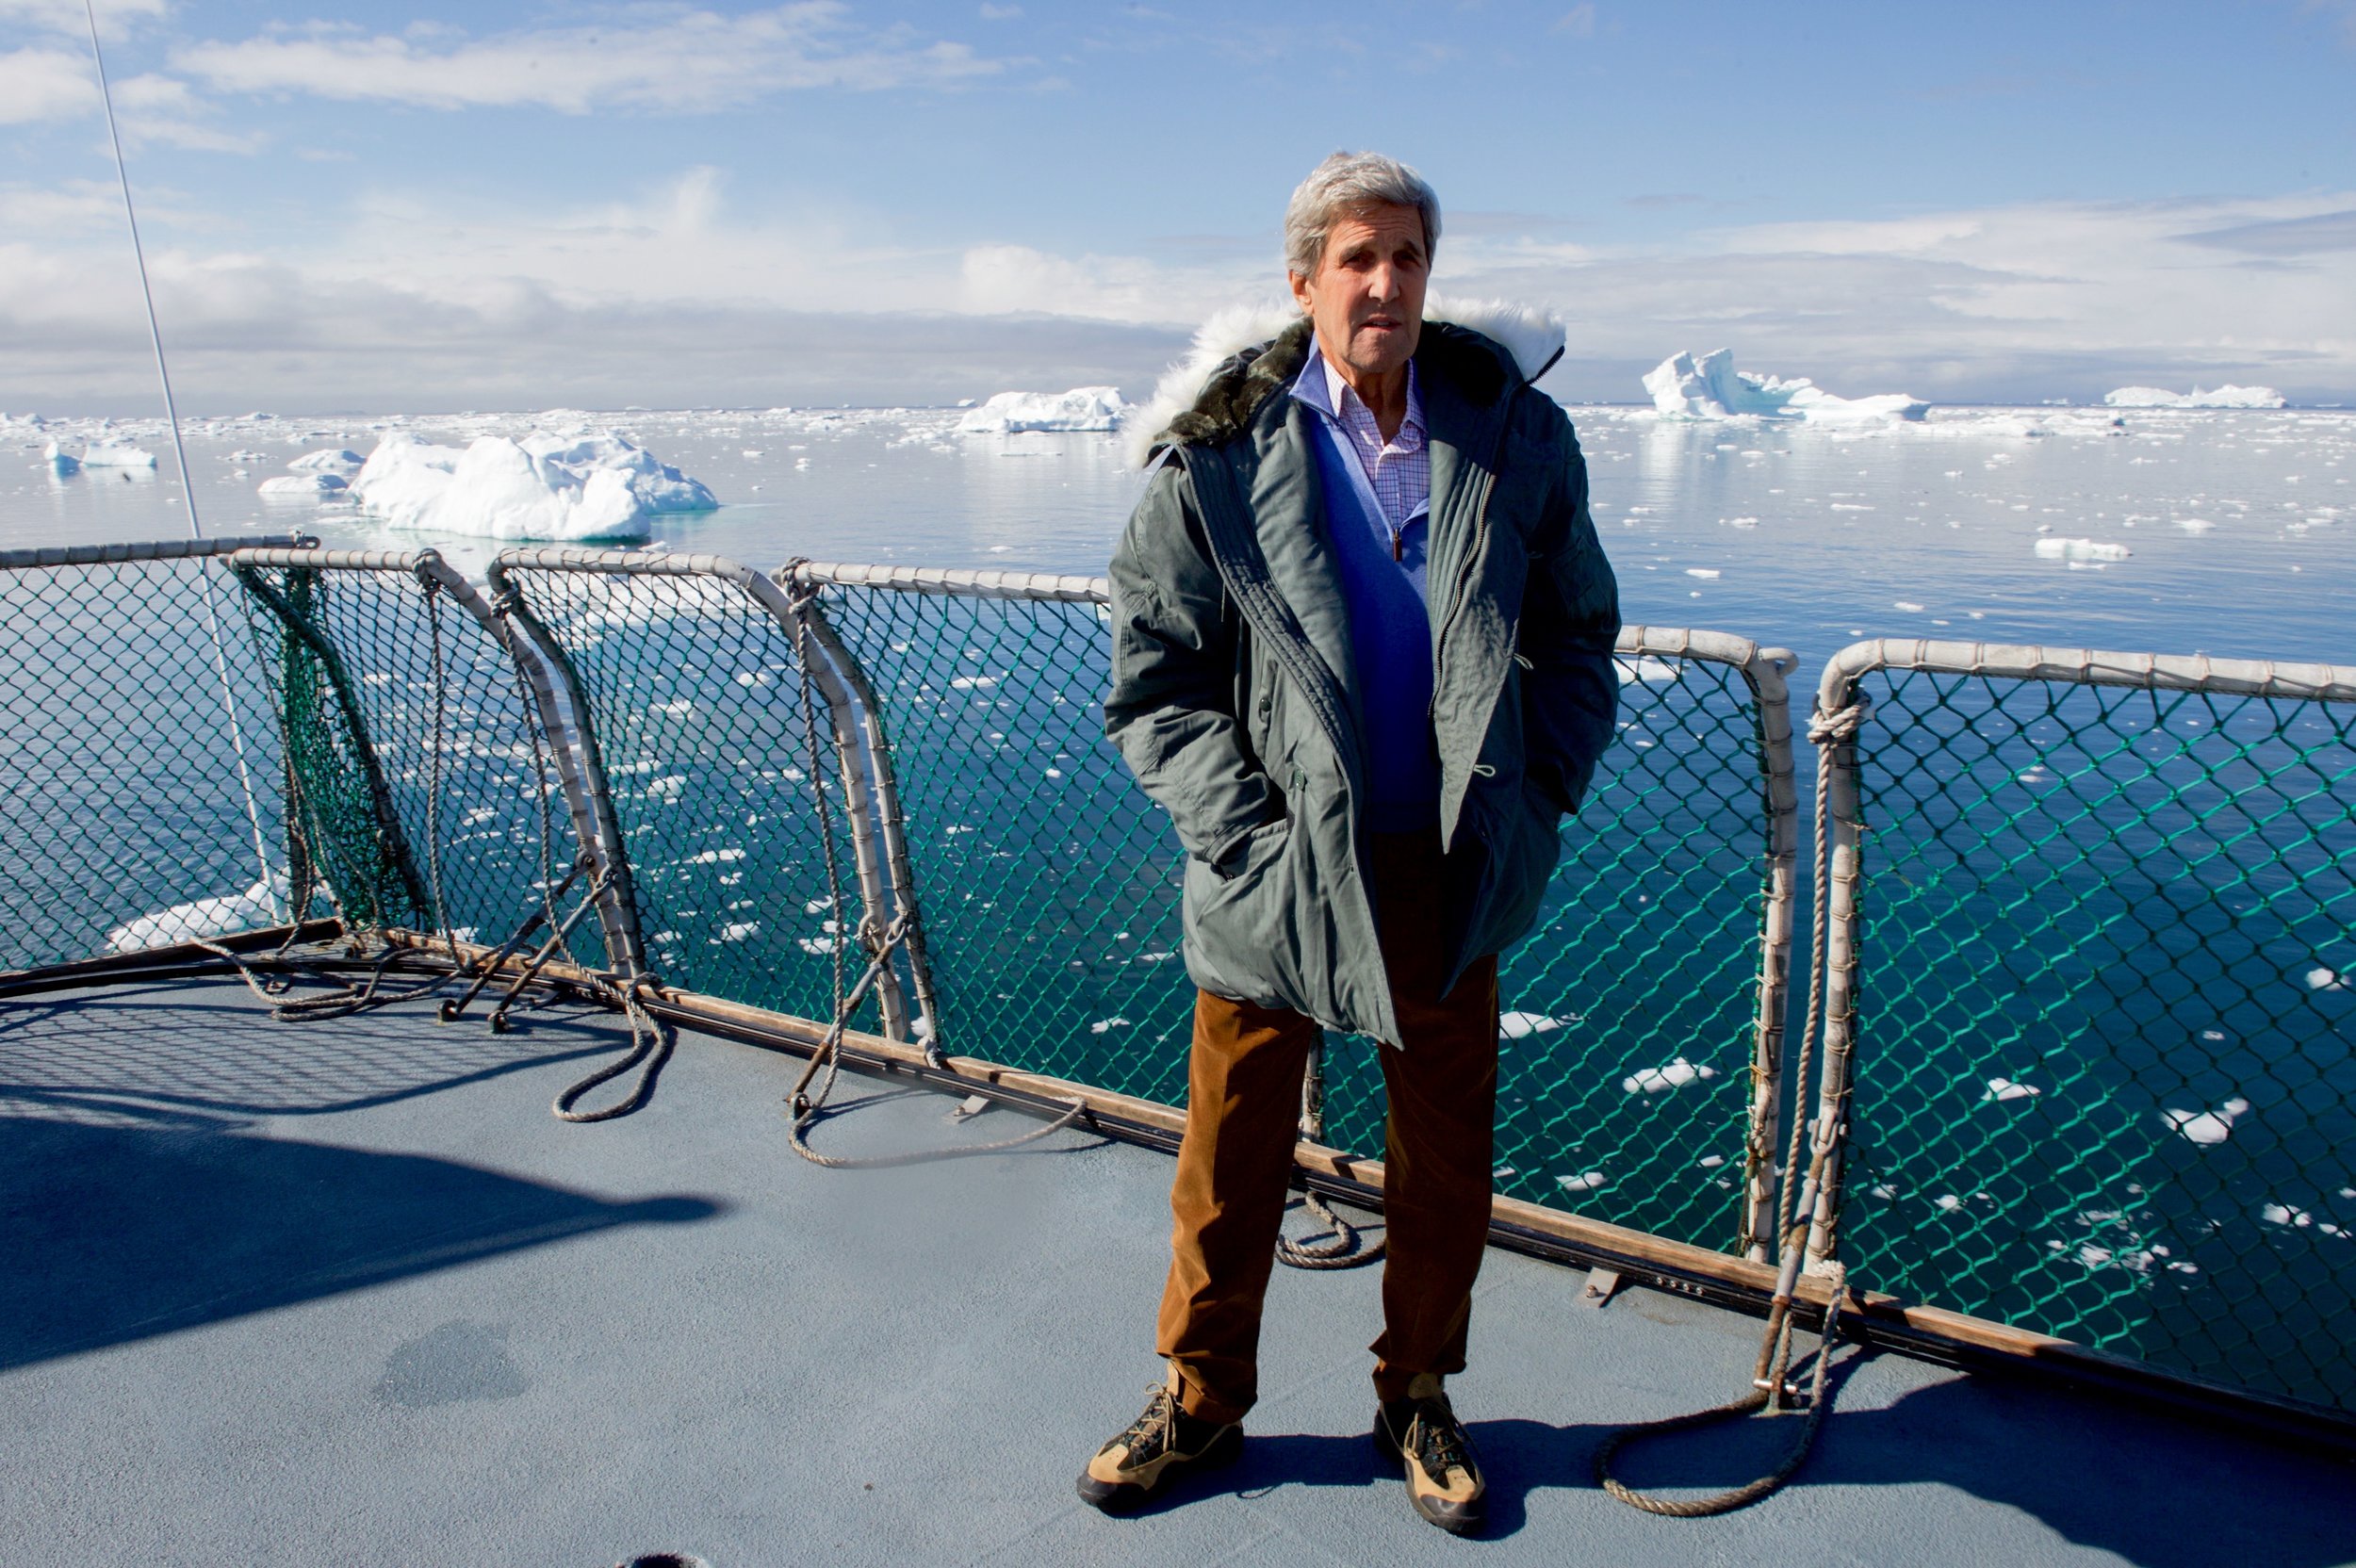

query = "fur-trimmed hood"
[1124,296,1566,466]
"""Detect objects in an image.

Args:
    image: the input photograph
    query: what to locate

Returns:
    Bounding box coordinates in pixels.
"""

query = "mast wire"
[84,0,282,918]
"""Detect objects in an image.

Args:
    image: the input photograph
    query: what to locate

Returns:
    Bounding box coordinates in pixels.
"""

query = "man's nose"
[1367,263,1399,303]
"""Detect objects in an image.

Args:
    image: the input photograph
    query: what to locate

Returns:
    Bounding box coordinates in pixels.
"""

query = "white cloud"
[176,4,1015,114]
[0,47,93,123]
[0,0,166,36]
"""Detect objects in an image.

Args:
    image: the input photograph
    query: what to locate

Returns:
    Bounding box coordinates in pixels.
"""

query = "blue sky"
[5,0,2352,411]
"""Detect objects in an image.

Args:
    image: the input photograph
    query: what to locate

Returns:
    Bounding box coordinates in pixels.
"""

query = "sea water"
[8,402,2353,1405]
[8,402,2352,670]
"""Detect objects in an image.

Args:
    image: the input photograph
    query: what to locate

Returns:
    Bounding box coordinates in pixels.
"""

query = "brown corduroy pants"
[1154,830,1500,1425]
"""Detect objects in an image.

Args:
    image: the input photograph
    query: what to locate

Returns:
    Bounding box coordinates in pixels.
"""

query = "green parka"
[1104,312,1621,1046]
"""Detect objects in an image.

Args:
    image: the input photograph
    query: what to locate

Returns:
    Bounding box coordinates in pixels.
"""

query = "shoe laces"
[1407,1396,1471,1481]
[1116,1382,1178,1459]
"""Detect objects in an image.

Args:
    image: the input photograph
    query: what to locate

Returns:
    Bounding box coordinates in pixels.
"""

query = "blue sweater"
[1290,359,1439,835]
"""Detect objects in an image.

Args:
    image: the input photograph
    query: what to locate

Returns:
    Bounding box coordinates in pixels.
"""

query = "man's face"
[1288,203,1429,382]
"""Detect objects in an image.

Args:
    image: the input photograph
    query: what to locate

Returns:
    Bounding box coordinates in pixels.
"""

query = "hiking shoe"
[1373,1374,1487,1535]
[1076,1370,1243,1512]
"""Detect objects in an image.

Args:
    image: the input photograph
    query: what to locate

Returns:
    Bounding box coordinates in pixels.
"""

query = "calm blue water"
[9,402,2352,671]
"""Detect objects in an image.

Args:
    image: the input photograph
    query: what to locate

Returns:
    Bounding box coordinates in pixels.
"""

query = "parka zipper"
[1428,394,1517,721]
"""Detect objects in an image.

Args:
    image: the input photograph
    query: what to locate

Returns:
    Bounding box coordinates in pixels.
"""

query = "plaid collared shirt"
[1322,353,1429,538]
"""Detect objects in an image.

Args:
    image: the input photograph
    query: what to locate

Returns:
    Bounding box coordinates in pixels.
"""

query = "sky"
[4,0,2354,414]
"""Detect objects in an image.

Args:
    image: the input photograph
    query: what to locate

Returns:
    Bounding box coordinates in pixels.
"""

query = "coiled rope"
[1276,1037,1384,1269]
[1593,697,1869,1516]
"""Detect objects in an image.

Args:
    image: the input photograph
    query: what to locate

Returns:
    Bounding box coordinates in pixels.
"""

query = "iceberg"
[351,430,715,542]
[106,872,289,953]
[1643,349,1927,424]
[957,386,1127,434]
[44,441,77,477]
[2103,384,2285,410]
[81,444,158,467]
[288,448,366,472]
[258,473,350,498]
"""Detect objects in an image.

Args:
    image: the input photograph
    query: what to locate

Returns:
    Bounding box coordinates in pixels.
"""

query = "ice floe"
[1643,349,1927,424]
[106,872,288,953]
[2034,537,2133,562]
[81,443,157,468]
[957,387,1127,434]
[258,473,349,498]
[1981,1077,2042,1103]
[1615,655,1680,685]
[351,430,715,542]
[288,448,366,472]
[1557,1170,1609,1194]
[2306,966,2348,991]
[2104,384,2286,410]
[1622,1056,1720,1094]
[43,441,77,477]
[1499,1010,1569,1039]
[2159,1096,2250,1146]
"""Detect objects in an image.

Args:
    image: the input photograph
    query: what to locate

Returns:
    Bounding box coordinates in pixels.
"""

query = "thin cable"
[84,0,279,917]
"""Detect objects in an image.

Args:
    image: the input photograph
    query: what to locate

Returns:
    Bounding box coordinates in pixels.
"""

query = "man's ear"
[1286,270,1313,312]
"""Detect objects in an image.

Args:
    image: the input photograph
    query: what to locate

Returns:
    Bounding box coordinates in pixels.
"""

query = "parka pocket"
[1181,814,1304,1005]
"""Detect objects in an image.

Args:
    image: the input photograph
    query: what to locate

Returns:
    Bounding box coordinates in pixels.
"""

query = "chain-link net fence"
[228,549,594,965]
[489,553,875,1029]
[0,540,300,972]
[798,565,1794,1255]
[1823,645,2356,1409]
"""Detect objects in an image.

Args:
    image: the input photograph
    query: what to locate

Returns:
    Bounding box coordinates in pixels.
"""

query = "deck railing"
[2,539,2349,1429]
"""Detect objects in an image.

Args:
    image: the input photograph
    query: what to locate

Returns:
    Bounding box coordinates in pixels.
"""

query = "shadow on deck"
[2,978,2349,1567]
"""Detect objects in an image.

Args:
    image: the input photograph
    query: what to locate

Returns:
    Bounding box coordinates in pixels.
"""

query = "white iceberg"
[1643,349,1927,424]
[957,386,1127,434]
[2103,384,2285,410]
[1622,1056,1720,1094]
[1981,1077,2041,1103]
[351,430,715,542]
[81,444,158,467]
[1557,1170,1609,1194]
[2159,1096,2250,1147]
[105,872,289,953]
[2035,537,2133,562]
[1498,1009,1565,1039]
[258,473,349,498]
[287,448,366,472]
[43,441,77,477]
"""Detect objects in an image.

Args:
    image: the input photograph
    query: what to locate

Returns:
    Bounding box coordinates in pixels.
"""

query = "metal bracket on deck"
[1577,1267,1623,1310]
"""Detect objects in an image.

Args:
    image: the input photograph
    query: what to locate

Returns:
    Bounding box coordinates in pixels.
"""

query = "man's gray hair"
[1283,151,1441,277]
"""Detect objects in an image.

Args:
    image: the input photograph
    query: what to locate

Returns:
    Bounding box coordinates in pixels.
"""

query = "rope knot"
[1807,697,1871,748]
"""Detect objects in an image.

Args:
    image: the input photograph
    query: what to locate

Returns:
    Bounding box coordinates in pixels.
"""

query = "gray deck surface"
[3,976,2351,1568]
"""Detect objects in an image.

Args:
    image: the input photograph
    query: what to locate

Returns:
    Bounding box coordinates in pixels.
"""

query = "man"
[1081,151,1620,1535]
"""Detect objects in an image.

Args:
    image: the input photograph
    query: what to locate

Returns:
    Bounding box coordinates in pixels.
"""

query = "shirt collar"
[1295,335,1423,444]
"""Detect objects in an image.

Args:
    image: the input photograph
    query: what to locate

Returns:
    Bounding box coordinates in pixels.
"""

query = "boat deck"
[4,976,2350,1567]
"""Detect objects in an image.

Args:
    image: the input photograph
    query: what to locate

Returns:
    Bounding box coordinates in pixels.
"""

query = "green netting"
[231,559,595,965]
[497,564,866,1025]
[0,546,292,972]
[810,580,1786,1253]
[1840,667,2356,1408]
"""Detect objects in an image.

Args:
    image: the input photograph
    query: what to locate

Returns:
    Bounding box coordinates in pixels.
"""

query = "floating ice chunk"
[43,441,77,476]
[1981,1077,2042,1103]
[957,386,1127,434]
[1642,348,1927,423]
[2260,1202,2314,1228]
[2306,966,2348,991]
[2178,517,2215,532]
[2103,384,2286,409]
[258,473,349,498]
[2034,537,2133,562]
[2160,1096,2250,1146]
[105,872,290,952]
[1894,600,1925,612]
[716,921,759,942]
[1698,1154,1726,1168]
[796,935,838,954]
[1499,1010,1565,1039]
[1685,568,1721,580]
[686,848,745,864]
[1869,1184,1897,1200]
[1622,1056,1720,1094]
[1934,1194,1963,1212]
[949,675,1000,690]
[287,448,365,472]
[351,429,713,542]
[82,444,157,467]
[1615,655,1680,685]
[1088,1016,1131,1035]
[1557,1170,1609,1194]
